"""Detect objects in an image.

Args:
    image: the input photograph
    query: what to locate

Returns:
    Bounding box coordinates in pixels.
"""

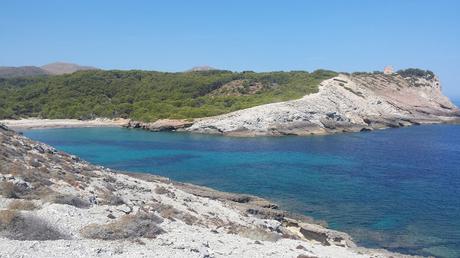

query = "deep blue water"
[23,124,460,257]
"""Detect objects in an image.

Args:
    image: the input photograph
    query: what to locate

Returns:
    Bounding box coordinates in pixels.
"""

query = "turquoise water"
[23,124,460,257]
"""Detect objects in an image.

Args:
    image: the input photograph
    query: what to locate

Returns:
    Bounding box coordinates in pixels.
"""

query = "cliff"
[0,125,412,257]
[186,73,460,136]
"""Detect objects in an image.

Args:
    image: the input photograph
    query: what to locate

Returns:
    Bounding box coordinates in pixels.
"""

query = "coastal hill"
[0,124,405,257]
[0,69,336,120]
[0,62,97,78]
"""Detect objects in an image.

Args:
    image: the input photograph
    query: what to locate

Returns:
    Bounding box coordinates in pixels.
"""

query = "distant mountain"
[0,66,48,78]
[41,62,98,75]
[187,66,217,72]
[0,62,98,78]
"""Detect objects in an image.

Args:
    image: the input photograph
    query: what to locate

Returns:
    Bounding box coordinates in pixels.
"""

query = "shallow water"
[23,124,460,257]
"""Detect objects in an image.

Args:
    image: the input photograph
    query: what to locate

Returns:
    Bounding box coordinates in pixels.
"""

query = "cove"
[23,124,460,257]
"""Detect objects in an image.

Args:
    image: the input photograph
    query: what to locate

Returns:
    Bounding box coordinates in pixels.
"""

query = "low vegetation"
[151,202,198,225]
[0,69,337,121]
[0,181,23,199]
[0,210,67,240]
[350,68,435,80]
[47,193,91,208]
[80,212,165,240]
[396,68,435,79]
[7,200,39,210]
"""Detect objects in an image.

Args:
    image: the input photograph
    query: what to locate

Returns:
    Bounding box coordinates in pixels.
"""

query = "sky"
[1,0,459,99]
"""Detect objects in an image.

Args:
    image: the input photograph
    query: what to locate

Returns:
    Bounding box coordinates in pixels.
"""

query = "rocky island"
[0,124,414,257]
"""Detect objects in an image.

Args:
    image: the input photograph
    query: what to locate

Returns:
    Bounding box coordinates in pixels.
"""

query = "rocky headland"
[186,73,460,136]
[126,72,460,136]
[0,124,415,257]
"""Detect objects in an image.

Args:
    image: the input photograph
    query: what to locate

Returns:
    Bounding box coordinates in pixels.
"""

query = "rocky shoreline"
[0,124,416,257]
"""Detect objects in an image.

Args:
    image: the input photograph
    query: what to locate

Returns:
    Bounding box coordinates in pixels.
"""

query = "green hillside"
[0,69,336,121]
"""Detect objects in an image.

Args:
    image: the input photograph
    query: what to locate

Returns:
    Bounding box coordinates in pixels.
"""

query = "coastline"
[0,125,415,257]
[125,116,460,137]
[3,115,460,139]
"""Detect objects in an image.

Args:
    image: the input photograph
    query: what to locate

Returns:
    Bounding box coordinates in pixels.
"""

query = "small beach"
[0,118,129,130]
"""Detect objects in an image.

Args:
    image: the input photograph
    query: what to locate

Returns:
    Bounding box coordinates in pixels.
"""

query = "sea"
[23,111,460,257]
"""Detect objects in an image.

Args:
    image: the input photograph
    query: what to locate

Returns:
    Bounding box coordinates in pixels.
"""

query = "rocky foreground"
[0,125,414,257]
[127,72,460,136]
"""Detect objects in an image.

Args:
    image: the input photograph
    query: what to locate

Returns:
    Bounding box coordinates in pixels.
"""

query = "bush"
[0,210,68,240]
[98,190,125,206]
[397,68,435,79]
[151,203,198,225]
[155,186,172,195]
[0,182,17,198]
[0,210,16,226]
[80,212,165,240]
[48,194,91,208]
[0,181,29,199]
[7,200,39,210]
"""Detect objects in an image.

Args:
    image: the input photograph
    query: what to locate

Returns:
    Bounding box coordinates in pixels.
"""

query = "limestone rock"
[187,73,460,136]
[125,119,193,132]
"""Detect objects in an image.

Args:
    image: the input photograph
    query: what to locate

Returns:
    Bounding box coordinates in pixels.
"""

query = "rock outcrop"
[0,125,412,257]
[186,73,460,136]
[125,119,194,132]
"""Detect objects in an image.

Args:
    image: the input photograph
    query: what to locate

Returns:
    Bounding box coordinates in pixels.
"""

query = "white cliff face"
[187,74,459,136]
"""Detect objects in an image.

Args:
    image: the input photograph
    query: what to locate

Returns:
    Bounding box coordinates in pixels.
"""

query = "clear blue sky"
[1,0,459,98]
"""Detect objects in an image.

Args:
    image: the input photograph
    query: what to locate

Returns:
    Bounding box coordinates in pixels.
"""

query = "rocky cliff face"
[187,73,460,136]
[0,125,409,257]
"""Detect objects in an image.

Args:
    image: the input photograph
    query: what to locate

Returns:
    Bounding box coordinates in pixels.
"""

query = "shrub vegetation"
[396,68,435,79]
[0,69,337,121]
[0,210,67,240]
[80,212,165,240]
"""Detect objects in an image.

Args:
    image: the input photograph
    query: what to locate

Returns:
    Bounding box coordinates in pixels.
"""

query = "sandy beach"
[0,118,129,130]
